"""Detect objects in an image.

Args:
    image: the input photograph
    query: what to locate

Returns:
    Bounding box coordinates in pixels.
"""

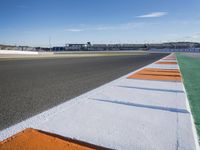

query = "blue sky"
[1,0,200,46]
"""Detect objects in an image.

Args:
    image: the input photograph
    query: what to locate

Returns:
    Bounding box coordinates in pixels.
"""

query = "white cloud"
[137,12,168,18]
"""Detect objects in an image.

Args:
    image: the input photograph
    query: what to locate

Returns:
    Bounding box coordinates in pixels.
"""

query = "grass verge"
[176,53,200,141]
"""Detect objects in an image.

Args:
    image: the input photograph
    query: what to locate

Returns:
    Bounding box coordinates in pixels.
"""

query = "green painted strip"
[176,53,200,141]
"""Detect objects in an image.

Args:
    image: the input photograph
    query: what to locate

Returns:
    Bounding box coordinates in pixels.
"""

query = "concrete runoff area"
[0,53,167,130]
[0,53,199,149]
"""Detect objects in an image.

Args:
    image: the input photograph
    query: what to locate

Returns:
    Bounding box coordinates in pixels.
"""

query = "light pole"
[49,37,52,51]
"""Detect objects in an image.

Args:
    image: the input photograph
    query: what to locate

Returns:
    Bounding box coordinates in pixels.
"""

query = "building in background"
[65,42,91,51]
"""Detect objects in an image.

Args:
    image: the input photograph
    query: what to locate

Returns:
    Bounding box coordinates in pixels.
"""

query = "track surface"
[0,53,167,130]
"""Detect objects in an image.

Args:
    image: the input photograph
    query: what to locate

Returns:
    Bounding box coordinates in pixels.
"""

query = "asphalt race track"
[0,53,168,130]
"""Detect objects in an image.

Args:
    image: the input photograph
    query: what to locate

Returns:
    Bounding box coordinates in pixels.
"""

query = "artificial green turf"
[177,53,200,140]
